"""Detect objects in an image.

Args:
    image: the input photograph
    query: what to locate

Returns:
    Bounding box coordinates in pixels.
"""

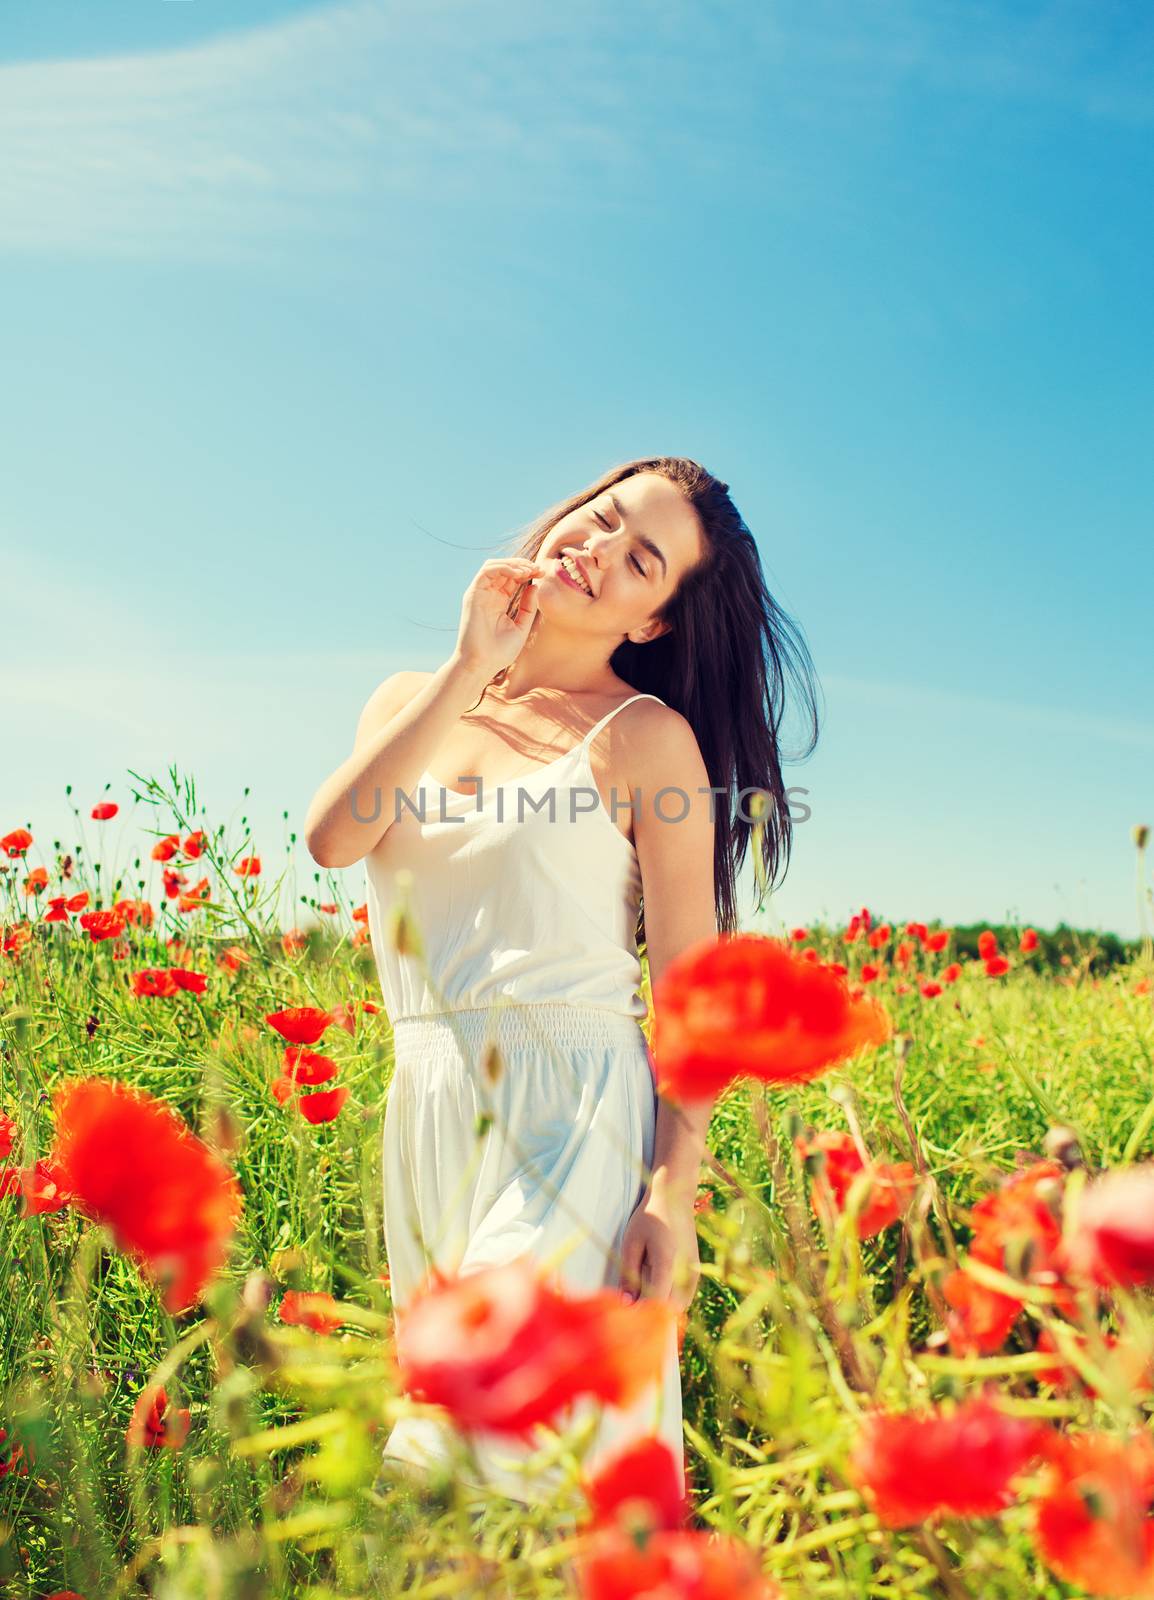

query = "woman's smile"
[551,554,595,597]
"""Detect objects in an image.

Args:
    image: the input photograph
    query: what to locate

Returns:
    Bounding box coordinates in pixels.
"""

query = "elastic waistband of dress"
[389,1001,650,1054]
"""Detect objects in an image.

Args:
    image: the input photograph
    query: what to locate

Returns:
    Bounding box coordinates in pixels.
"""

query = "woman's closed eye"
[594,511,648,577]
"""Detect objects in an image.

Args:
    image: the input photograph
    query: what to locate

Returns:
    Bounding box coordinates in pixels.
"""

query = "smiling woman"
[304,454,820,1505]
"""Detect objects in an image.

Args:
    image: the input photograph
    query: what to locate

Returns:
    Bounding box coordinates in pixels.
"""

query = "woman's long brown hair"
[473,456,821,947]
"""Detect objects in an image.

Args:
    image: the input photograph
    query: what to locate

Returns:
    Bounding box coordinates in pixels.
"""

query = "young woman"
[305,456,819,1506]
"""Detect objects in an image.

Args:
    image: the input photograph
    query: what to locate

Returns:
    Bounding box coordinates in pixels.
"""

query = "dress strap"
[578,691,666,752]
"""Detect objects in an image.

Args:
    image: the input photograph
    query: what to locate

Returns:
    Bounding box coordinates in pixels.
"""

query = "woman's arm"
[304,654,488,869]
[631,706,722,1207]
[617,705,720,1311]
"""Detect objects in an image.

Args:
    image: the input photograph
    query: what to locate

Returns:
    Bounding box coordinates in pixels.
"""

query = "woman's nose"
[585,529,621,565]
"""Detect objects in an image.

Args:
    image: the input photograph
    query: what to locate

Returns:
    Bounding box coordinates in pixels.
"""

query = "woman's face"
[534,472,706,644]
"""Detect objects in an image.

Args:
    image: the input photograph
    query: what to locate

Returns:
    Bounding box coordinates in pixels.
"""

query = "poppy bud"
[1042,1126,1084,1172]
[481,1042,504,1085]
[1134,824,1150,850]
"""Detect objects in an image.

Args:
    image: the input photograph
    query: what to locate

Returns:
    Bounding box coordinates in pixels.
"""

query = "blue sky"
[2,0,1151,942]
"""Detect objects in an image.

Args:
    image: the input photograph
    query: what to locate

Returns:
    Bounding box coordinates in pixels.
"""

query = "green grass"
[2,785,1153,1597]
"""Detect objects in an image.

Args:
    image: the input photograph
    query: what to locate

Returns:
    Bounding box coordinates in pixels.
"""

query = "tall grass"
[2,771,1153,1597]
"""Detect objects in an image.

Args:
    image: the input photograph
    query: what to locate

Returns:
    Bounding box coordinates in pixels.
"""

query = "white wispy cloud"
[1,0,1149,263]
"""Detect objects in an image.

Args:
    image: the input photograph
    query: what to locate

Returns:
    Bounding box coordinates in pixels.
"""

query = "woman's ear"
[628,618,672,645]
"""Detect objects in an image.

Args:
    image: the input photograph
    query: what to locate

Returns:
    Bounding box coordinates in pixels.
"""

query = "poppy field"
[2,774,1154,1599]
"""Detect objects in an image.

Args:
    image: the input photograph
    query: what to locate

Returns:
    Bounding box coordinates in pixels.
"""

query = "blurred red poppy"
[91,802,118,821]
[580,1435,690,1534]
[131,969,179,999]
[795,1130,918,1239]
[0,1158,73,1216]
[169,968,208,995]
[395,1254,677,1440]
[278,1289,345,1334]
[1032,1429,1154,1596]
[79,909,127,943]
[126,1384,190,1450]
[572,1525,780,1599]
[1061,1164,1154,1291]
[49,1078,242,1312]
[848,1389,1048,1527]
[651,934,892,1102]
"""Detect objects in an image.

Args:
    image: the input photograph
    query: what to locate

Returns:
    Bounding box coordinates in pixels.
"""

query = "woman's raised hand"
[452,557,547,680]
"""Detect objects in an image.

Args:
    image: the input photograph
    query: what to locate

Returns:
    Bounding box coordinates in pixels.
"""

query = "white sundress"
[362,690,685,1506]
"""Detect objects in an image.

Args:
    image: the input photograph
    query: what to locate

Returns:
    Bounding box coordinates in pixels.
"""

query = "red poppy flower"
[941,1268,1025,1356]
[91,802,118,821]
[394,1254,678,1440]
[2,923,33,959]
[162,868,187,900]
[0,1158,73,1215]
[22,866,48,896]
[1034,1327,1154,1398]
[650,934,892,1102]
[271,1048,339,1105]
[235,856,261,878]
[944,1160,1078,1354]
[49,1078,243,1312]
[0,1427,27,1481]
[182,831,206,859]
[114,898,154,929]
[0,829,33,859]
[942,962,961,983]
[130,969,179,999]
[265,1006,334,1045]
[926,929,950,952]
[352,903,369,924]
[978,929,999,959]
[1020,928,1039,952]
[297,1086,349,1123]
[79,909,127,943]
[572,1525,781,1599]
[1062,1164,1154,1291]
[151,834,180,862]
[328,1001,358,1036]
[985,956,1011,977]
[796,1130,918,1239]
[281,1047,338,1085]
[580,1435,690,1534]
[177,878,211,913]
[0,1112,15,1162]
[281,928,307,956]
[848,1389,1048,1527]
[318,903,339,915]
[169,968,208,995]
[217,945,250,973]
[278,1290,345,1334]
[1032,1430,1154,1597]
[126,1384,190,1450]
